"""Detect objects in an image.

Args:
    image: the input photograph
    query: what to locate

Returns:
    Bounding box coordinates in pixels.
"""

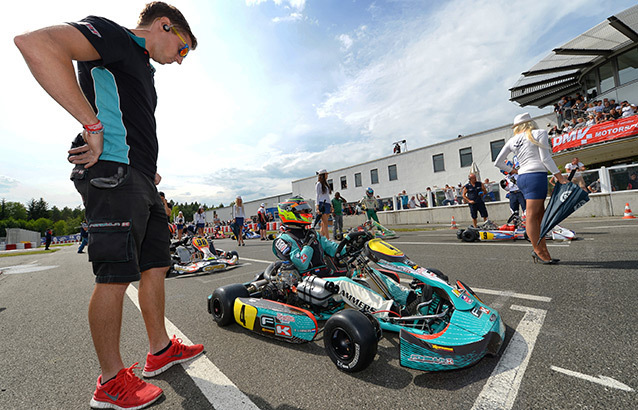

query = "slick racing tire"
[225,250,239,260]
[461,229,477,242]
[456,229,464,240]
[210,284,249,326]
[324,310,378,373]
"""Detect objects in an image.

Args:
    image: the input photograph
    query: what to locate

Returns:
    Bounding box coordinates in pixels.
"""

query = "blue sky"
[1,0,635,209]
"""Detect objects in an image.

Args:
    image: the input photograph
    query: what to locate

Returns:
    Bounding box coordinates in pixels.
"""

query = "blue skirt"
[517,172,548,200]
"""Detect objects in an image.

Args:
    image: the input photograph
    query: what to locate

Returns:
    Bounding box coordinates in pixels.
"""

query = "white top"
[174,215,185,224]
[565,161,584,177]
[233,205,245,219]
[316,181,331,204]
[444,188,455,201]
[494,129,560,175]
[194,212,206,224]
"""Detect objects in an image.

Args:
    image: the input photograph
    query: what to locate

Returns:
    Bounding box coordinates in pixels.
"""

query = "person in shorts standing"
[315,169,333,238]
[174,211,185,240]
[15,3,203,408]
[232,196,246,246]
[462,173,489,228]
[195,206,206,236]
[258,203,268,240]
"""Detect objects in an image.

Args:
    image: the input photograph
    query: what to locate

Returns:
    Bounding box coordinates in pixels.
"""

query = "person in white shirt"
[315,169,333,238]
[194,207,206,237]
[174,211,185,240]
[565,157,587,191]
[494,112,567,264]
[232,196,246,246]
[442,184,455,205]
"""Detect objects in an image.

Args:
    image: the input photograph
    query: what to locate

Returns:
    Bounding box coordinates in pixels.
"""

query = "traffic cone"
[450,216,458,229]
[622,203,636,219]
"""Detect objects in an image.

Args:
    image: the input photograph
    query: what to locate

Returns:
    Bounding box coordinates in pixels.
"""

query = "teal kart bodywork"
[208,232,505,373]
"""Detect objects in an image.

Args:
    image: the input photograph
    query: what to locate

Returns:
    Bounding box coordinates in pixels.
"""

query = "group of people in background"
[551,94,636,134]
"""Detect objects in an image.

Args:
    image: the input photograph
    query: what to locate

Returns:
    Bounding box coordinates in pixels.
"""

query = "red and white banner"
[552,116,638,153]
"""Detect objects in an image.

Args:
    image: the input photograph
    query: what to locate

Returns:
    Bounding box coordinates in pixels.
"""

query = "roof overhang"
[510,5,638,108]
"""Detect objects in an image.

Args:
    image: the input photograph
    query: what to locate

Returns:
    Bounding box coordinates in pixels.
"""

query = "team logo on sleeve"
[79,22,102,38]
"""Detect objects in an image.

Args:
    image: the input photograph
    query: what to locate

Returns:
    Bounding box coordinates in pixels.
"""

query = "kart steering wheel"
[335,231,369,260]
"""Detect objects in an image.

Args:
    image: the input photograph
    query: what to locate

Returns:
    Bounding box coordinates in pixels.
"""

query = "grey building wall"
[206,192,292,223]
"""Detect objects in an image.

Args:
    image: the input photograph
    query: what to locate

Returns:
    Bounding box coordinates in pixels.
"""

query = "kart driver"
[273,196,417,310]
[273,196,345,277]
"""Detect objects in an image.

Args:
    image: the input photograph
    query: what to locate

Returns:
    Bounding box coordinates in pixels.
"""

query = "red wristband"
[84,121,103,132]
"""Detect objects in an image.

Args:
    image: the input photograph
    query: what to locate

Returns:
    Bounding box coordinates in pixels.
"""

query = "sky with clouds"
[1,0,635,209]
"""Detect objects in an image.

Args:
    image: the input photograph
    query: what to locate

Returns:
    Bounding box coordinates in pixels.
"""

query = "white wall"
[292,112,557,203]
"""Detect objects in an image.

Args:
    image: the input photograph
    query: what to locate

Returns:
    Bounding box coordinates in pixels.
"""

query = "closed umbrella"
[469,162,481,181]
[537,181,589,244]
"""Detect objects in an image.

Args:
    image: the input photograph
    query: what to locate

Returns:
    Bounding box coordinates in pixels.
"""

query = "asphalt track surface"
[0,217,636,409]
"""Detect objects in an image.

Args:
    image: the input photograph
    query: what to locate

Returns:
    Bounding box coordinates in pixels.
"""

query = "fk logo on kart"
[276,325,292,338]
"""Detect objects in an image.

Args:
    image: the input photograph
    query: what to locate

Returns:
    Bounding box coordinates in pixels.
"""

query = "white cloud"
[338,34,353,51]
[272,12,304,23]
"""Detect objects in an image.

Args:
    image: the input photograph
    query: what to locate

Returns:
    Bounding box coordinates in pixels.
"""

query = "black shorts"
[73,161,171,283]
[469,201,488,219]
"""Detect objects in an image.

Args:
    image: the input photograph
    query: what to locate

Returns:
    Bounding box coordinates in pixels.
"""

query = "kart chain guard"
[234,297,318,343]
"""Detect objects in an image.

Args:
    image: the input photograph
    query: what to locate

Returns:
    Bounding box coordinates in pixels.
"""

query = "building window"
[433,154,445,172]
[490,139,505,162]
[598,61,616,93]
[340,176,347,189]
[459,147,473,167]
[584,71,598,99]
[388,164,398,181]
[327,179,334,192]
[618,48,638,85]
[354,172,362,187]
[370,169,379,184]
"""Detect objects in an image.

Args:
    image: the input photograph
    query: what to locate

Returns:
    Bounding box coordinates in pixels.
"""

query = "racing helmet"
[366,187,374,197]
[278,196,313,227]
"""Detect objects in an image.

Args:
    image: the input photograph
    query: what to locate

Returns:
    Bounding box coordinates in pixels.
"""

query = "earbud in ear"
[163,24,170,32]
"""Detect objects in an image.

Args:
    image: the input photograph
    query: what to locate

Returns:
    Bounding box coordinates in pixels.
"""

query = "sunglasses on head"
[170,26,189,58]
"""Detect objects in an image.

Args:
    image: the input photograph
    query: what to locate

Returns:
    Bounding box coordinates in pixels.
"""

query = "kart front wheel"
[209,284,249,326]
[324,310,378,373]
[461,229,477,242]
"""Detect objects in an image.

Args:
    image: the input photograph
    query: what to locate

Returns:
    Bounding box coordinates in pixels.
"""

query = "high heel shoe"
[532,251,557,264]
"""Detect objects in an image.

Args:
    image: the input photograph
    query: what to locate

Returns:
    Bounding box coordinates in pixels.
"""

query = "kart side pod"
[233,297,319,343]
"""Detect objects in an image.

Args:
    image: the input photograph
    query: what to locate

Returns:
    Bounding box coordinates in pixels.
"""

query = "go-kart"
[457,216,524,242]
[358,219,399,239]
[230,224,261,240]
[208,226,504,373]
[457,215,575,242]
[169,235,239,276]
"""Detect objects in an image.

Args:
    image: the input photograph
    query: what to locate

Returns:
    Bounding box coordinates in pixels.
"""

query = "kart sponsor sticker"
[274,239,290,254]
[479,306,490,315]
[408,355,454,365]
[276,324,292,338]
[260,315,275,329]
[431,344,454,352]
[452,288,461,297]
[461,294,473,304]
[277,313,295,323]
[471,307,482,318]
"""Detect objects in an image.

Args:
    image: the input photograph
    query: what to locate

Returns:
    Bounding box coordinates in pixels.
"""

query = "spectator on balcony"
[609,108,621,121]
[585,114,595,127]
[628,173,638,190]
[400,190,409,210]
[417,193,428,207]
[455,183,464,204]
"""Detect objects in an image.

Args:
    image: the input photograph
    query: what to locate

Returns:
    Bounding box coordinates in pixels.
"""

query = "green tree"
[27,198,49,220]
[5,201,27,220]
[50,206,62,222]
[53,220,68,236]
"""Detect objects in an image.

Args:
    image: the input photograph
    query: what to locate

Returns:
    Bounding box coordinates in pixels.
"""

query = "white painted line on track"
[126,286,259,410]
[575,224,638,230]
[472,305,547,410]
[472,288,552,303]
[392,241,570,247]
[240,257,274,264]
[550,366,634,392]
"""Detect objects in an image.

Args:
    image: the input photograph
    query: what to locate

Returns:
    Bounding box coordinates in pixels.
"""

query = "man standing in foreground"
[15,3,202,409]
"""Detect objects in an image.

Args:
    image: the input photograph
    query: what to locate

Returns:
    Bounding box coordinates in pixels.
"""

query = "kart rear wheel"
[324,310,378,373]
[461,229,476,242]
[210,284,249,326]
[225,250,239,260]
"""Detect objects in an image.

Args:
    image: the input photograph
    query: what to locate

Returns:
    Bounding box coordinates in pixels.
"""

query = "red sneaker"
[90,363,162,410]
[142,335,204,378]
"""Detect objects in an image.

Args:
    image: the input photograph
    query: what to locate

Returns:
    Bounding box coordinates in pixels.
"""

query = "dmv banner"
[552,116,638,153]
